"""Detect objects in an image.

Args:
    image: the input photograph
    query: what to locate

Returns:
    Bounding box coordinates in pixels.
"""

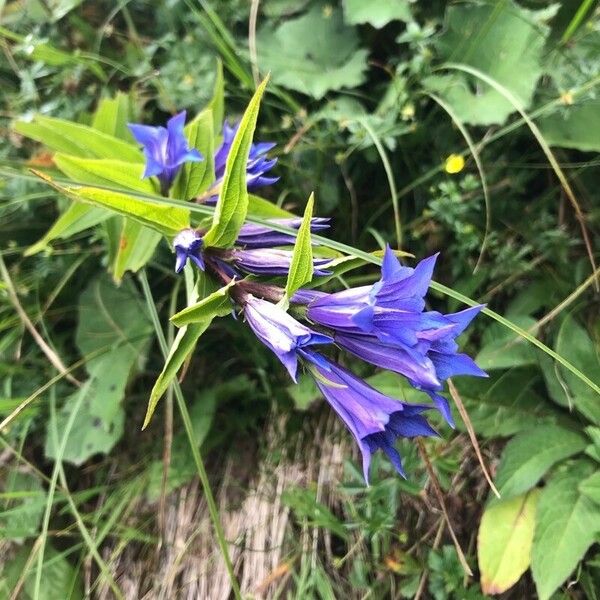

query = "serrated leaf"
[478,490,540,595]
[343,0,411,28]
[91,92,134,140]
[172,109,215,200]
[170,280,235,327]
[493,425,587,500]
[36,172,190,236]
[203,76,269,247]
[285,192,314,299]
[14,115,141,160]
[532,461,598,600]
[257,5,368,99]
[428,1,548,125]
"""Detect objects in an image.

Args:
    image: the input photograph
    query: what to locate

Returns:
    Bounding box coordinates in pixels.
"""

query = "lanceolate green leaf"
[112,221,162,282]
[478,490,540,595]
[493,425,587,500]
[143,321,210,429]
[203,75,269,248]
[91,92,134,140]
[54,155,155,193]
[34,171,189,236]
[207,59,225,133]
[14,115,141,161]
[172,109,215,200]
[532,461,598,600]
[285,192,315,299]
[170,280,235,327]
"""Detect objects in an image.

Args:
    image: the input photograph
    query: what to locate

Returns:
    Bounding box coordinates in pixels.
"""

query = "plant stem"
[138,269,241,600]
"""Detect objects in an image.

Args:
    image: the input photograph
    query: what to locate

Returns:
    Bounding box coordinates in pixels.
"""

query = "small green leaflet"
[170,279,236,327]
[203,75,270,248]
[285,192,315,299]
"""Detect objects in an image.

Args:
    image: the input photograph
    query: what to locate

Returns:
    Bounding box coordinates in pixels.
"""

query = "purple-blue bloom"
[172,229,205,273]
[214,121,279,190]
[128,111,203,193]
[233,248,332,277]
[236,218,330,248]
[244,297,332,382]
[307,354,438,483]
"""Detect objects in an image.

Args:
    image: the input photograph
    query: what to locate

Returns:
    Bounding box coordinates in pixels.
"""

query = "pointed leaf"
[285,192,315,298]
[113,221,162,282]
[91,92,134,140]
[14,115,141,161]
[172,109,215,200]
[203,75,269,248]
[207,59,225,133]
[478,490,540,595]
[170,280,235,327]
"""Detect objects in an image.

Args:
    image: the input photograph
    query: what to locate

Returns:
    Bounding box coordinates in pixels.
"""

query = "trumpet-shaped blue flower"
[244,297,332,381]
[128,111,203,193]
[172,229,205,273]
[214,121,279,189]
[236,218,330,248]
[307,354,438,483]
[233,248,332,277]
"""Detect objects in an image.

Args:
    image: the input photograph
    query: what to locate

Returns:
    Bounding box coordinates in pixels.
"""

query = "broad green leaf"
[112,221,162,282]
[144,270,221,427]
[203,76,269,247]
[343,0,411,28]
[532,461,598,600]
[91,92,134,140]
[493,425,587,500]
[25,202,109,256]
[170,280,235,327]
[478,490,540,594]
[476,315,538,370]
[579,471,600,506]
[285,192,315,299]
[257,5,368,99]
[539,101,600,152]
[451,370,560,438]
[38,173,190,236]
[547,316,600,424]
[172,109,215,200]
[14,115,141,161]
[54,155,155,193]
[46,275,152,464]
[428,1,548,125]
[3,543,84,600]
[0,472,45,539]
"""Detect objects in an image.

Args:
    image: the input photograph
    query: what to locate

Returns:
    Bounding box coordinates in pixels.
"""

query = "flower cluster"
[225,246,486,483]
[134,108,485,483]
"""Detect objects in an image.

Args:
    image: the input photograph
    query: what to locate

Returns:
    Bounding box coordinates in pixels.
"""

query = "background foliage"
[0,0,599,598]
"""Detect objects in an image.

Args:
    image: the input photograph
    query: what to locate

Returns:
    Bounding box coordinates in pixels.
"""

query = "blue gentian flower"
[173,229,205,273]
[236,218,330,248]
[307,354,438,483]
[303,246,486,426]
[214,121,279,190]
[244,296,332,382]
[233,248,332,277]
[128,111,203,193]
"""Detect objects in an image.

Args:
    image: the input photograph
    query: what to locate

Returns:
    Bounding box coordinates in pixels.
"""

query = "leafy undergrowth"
[1,1,600,599]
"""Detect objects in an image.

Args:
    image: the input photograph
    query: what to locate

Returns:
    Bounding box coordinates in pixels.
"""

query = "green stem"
[137,269,241,600]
